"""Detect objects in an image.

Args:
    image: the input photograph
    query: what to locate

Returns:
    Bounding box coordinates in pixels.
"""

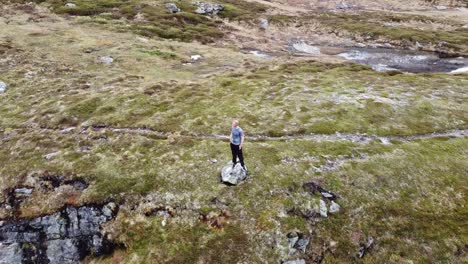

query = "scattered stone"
[358,236,375,258]
[97,56,113,65]
[249,50,270,58]
[195,2,224,15]
[292,41,320,55]
[59,127,75,134]
[133,12,146,22]
[165,3,181,13]
[329,201,340,213]
[221,162,247,185]
[0,81,7,93]
[191,54,202,61]
[65,3,76,8]
[0,203,118,263]
[136,37,149,43]
[44,151,62,161]
[259,18,269,30]
[283,259,306,264]
[319,199,328,217]
[287,232,309,253]
[102,202,117,218]
[434,5,448,10]
[336,2,349,9]
[303,181,337,200]
[463,24,468,29]
[209,159,218,164]
[14,188,33,196]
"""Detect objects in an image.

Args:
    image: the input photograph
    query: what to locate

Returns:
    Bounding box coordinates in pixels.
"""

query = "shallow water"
[338,48,468,73]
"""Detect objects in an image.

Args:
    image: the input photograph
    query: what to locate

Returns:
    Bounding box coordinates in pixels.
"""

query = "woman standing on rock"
[230,120,246,171]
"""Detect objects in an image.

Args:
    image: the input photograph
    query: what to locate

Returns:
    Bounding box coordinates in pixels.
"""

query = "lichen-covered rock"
[195,2,224,15]
[221,162,247,185]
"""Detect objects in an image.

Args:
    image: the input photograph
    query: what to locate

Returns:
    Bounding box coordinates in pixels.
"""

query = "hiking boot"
[241,165,247,172]
[232,163,236,169]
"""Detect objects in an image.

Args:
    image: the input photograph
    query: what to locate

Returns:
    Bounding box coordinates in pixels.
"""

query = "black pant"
[230,143,245,167]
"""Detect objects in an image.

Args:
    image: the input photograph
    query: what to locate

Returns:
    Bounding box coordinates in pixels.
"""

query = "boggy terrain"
[0,0,467,263]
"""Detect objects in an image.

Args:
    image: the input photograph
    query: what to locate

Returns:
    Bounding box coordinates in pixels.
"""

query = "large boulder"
[221,162,247,185]
[195,2,224,15]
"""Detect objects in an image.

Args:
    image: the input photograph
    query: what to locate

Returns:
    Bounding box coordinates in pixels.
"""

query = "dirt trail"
[13,126,463,144]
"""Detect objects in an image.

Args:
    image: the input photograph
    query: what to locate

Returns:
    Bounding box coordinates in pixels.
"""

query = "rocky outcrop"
[221,162,247,185]
[195,2,224,15]
[0,203,118,264]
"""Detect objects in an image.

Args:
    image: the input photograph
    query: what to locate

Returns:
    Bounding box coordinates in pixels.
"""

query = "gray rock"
[191,54,202,61]
[44,151,61,160]
[329,201,340,213]
[283,259,306,264]
[221,162,247,185]
[60,127,76,134]
[102,202,117,218]
[165,3,181,13]
[463,24,468,29]
[336,2,349,9]
[358,236,375,258]
[319,199,328,217]
[287,233,299,249]
[47,239,80,264]
[14,188,33,195]
[259,18,268,30]
[0,243,22,264]
[434,5,448,10]
[292,41,320,54]
[195,2,224,15]
[0,81,6,93]
[98,56,113,65]
[294,237,309,252]
[65,3,76,8]
[287,232,309,253]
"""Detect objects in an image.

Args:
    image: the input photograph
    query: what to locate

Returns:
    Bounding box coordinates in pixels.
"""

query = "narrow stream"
[338,47,468,73]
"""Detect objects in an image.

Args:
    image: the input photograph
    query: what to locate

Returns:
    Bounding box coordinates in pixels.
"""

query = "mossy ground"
[0,2,467,263]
